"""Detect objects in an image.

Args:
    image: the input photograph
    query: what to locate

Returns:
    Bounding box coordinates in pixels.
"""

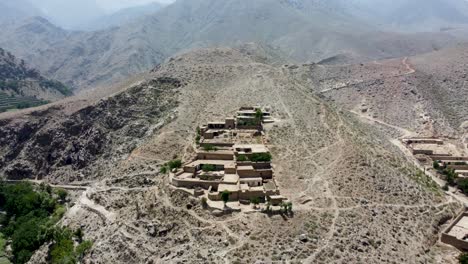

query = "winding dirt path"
[402,57,416,75]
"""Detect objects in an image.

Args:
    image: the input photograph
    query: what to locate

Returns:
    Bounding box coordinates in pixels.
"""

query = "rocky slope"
[292,44,468,138]
[0,0,466,91]
[0,46,461,263]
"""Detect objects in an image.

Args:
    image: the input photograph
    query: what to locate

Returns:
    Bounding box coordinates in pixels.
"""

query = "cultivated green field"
[0,92,48,113]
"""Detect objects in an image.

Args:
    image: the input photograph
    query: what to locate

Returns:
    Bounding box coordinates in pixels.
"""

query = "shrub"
[443,168,458,186]
[54,188,68,202]
[203,144,217,151]
[202,164,216,172]
[433,161,440,170]
[159,166,168,174]
[442,184,449,191]
[221,190,230,205]
[458,178,468,194]
[459,253,468,264]
[250,197,260,205]
[201,197,208,208]
[237,155,248,162]
[167,159,182,170]
[250,153,272,162]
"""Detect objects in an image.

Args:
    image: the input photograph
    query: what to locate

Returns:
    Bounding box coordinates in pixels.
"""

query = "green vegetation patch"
[201,164,216,172]
[249,153,272,162]
[0,182,92,264]
[0,92,49,113]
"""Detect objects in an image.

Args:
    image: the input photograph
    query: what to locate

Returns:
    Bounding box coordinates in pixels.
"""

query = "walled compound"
[402,137,468,178]
[170,106,287,209]
[442,209,468,250]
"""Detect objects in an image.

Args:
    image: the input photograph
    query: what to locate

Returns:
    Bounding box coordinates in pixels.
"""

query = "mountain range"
[1,0,468,91]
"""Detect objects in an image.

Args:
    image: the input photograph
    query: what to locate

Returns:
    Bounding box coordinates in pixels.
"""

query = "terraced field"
[0,92,48,112]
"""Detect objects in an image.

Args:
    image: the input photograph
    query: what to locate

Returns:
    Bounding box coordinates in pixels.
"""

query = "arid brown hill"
[0,46,461,263]
[295,44,468,138]
[0,0,467,91]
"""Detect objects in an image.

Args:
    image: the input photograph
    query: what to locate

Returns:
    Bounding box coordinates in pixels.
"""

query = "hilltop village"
[170,106,288,212]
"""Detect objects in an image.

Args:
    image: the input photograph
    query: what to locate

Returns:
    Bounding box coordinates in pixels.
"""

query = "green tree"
[54,188,68,202]
[221,190,230,205]
[459,253,468,264]
[458,178,468,194]
[250,197,260,208]
[200,197,208,208]
[433,160,440,170]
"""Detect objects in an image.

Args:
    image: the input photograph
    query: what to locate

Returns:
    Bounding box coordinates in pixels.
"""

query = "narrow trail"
[276,71,346,263]
[349,110,415,137]
[319,56,416,94]
[402,57,416,75]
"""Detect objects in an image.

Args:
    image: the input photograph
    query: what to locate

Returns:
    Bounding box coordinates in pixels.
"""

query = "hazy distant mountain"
[0,0,467,90]
[0,0,42,24]
[335,0,468,31]
[82,2,164,31]
[32,0,106,30]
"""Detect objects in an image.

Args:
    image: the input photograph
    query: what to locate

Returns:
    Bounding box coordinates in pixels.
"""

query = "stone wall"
[441,211,468,250]
[171,177,220,190]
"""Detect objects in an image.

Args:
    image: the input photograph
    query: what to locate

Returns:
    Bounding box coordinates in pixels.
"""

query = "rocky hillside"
[0,47,71,111]
[0,76,179,182]
[0,46,461,263]
[293,44,468,138]
[0,0,466,90]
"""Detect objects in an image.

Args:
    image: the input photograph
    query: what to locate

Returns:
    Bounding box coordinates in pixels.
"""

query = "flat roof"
[186,160,235,167]
[237,165,254,171]
[223,174,240,184]
[240,177,263,182]
[177,172,194,179]
[197,150,234,155]
[269,195,285,200]
[218,183,240,192]
[264,181,277,191]
[234,144,268,153]
[208,121,225,124]
[449,216,468,239]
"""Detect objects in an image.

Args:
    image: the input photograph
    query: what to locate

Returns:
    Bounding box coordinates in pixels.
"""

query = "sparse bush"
[201,197,208,208]
[167,159,182,170]
[442,184,449,191]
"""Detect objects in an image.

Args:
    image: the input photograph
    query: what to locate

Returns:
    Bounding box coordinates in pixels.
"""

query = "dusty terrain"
[0,46,464,263]
[291,43,468,140]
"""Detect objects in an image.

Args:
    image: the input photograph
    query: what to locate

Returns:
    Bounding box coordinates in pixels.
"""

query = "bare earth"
[0,46,464,263]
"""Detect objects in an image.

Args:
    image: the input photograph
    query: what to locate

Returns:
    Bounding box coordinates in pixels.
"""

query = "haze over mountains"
[1,0,468,91]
